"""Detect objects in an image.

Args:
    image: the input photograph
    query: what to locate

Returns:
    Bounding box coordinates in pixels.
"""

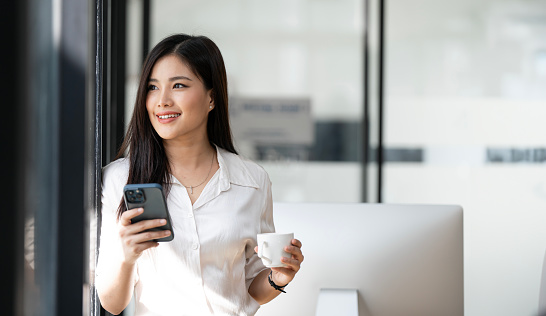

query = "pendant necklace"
[182,151,215,194]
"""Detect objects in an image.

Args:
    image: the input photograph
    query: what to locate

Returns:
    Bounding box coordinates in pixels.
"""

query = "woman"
[95,34,304,315]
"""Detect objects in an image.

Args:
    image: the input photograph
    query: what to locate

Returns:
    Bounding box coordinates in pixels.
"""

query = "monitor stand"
[315,289,359,316]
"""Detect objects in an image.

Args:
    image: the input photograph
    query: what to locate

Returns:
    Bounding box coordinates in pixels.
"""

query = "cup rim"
[257,232,294,236]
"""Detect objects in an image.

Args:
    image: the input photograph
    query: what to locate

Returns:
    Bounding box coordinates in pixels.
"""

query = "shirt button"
[188,213,194,218]
[192,243,199,250]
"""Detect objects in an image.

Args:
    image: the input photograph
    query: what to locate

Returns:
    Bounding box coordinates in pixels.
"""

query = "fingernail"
[160,219,167,224]
[138,208,144,213]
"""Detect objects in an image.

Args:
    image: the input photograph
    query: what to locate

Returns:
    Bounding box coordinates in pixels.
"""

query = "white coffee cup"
[257,233,294,268]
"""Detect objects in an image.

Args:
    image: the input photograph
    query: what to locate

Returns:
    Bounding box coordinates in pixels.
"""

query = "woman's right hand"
[118,208,172,264]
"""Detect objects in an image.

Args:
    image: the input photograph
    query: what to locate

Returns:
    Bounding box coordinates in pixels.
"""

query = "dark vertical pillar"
[142,0,151,63]
[377,0,386,202]
[93,0,105,315]
[0,0,26,314]
[362,0,370,202]
[98,0,128,315]
[101,0,110,165]
[57,0,90,313]
[104,0,127,163]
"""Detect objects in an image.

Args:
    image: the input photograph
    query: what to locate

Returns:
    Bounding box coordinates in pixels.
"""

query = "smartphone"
[123,183,174,242]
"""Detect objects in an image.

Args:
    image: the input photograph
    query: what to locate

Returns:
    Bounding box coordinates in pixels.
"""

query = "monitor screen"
[256,202,463,316]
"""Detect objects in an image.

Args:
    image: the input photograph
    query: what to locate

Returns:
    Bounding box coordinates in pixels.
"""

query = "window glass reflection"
[143,0,365,202]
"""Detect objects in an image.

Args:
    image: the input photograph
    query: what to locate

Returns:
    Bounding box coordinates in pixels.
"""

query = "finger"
[280,256,301,271]
[284,245,304,262]
[120,218,170,240]
[120,208,144,226]
[133,218,169,232]
[131,229,172,244]
[254,246,258,253]
[291,239,302,248]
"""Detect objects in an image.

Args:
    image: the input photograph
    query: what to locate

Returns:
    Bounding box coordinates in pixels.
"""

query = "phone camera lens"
[136,193,142,198]
[128,190,134,196]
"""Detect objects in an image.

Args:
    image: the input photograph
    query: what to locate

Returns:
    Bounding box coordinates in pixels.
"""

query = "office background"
[138,1,546,314]
[3,0,546,315]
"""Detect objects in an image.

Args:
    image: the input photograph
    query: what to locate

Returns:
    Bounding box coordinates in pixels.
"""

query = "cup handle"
[258,241,271,264]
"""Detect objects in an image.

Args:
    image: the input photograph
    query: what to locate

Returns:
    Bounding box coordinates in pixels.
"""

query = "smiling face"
[146,54,214,142]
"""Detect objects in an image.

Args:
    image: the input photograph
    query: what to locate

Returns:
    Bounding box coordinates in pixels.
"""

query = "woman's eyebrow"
[148,76,193,82]
[169,76,192,81]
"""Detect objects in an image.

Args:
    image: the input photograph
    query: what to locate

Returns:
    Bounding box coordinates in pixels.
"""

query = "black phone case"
[123,183,174,242]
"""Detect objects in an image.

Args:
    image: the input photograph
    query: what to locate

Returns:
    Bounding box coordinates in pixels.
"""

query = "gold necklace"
[181,152,215,194]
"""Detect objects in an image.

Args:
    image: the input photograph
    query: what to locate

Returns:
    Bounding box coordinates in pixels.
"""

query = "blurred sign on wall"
[230,97,313,145]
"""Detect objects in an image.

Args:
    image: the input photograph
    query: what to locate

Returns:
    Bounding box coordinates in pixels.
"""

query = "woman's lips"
[156,113,181,123]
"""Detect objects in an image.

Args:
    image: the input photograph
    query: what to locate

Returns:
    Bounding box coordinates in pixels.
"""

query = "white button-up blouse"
[96,147,275,316]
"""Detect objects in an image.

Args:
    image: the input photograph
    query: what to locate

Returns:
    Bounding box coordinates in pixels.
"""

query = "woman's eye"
[147,84,158,91]
[174,83,186,89]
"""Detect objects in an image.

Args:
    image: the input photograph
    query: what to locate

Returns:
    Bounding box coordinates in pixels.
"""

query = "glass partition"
[383,0,546,315]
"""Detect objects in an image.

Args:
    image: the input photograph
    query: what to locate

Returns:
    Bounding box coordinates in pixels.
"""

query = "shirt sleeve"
[244,173,275,290]
[95,161,138,289]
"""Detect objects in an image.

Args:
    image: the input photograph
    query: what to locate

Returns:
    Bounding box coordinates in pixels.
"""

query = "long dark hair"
[115,34,237,218]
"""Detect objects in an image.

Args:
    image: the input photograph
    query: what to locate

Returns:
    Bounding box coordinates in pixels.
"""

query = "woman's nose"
[158,90,172,107]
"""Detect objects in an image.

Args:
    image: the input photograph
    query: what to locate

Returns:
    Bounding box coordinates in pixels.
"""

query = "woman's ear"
[208,89,215,110]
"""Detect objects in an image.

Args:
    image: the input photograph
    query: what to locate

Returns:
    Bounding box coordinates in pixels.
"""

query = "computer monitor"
[256,203,463,316]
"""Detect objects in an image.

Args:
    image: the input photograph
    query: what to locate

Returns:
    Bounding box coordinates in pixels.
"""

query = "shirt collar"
[168,146,260,189]
[190,146,259,210]
[216,146,259,191]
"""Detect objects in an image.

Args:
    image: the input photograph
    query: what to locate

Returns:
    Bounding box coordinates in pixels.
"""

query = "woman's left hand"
[255,239,304,286]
